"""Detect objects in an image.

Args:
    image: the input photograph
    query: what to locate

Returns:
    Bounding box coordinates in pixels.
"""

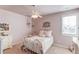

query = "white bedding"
[24,36,54,53]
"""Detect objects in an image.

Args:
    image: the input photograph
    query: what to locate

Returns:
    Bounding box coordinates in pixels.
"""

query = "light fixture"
[31,5,42,19]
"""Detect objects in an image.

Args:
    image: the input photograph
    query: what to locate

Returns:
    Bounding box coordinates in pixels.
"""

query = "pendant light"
[31,5,42,19]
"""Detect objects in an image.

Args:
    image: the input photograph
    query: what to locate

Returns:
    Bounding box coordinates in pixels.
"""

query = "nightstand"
[72,37,79,54]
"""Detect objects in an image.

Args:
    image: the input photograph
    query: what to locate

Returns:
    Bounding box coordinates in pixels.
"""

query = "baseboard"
[12,39,23,46]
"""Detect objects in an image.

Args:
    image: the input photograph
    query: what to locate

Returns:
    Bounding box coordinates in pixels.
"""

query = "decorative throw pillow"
[44,30,52,37]
[39,30,52,37]
[39,30,46,37]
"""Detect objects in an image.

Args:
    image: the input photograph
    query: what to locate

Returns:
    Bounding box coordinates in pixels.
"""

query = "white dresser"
[0,36,12,53]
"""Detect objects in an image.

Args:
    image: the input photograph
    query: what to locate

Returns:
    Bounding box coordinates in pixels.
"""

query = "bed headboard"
[42,21,51,30]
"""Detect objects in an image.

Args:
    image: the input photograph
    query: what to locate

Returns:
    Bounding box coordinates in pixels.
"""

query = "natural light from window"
[62,15,77,35]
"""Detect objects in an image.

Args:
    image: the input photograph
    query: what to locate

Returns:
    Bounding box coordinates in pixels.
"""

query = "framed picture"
[0,23,9,31]
[43,21,50,28]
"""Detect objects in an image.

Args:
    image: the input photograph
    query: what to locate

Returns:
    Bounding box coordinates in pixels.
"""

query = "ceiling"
[0,5,79,16]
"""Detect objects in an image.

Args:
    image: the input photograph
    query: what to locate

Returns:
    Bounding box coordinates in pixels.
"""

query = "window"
[62,15,77,35]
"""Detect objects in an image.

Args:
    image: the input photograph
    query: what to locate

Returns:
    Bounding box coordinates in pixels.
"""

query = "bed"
[23,30,54,54]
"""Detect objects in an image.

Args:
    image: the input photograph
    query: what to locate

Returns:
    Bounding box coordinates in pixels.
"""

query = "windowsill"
[62,33,79,37]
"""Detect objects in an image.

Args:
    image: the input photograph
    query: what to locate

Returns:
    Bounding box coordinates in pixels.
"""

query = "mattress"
[24,36,54,53]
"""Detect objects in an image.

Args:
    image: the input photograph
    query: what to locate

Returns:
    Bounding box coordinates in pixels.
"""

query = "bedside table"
[72,37,79,54]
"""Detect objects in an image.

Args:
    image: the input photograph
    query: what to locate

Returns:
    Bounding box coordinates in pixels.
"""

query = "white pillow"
[39,30,46,37]
[44,30,52,37]
[39,30,52,37]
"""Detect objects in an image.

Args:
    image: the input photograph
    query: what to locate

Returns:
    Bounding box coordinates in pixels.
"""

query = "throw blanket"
[24,37,43,53]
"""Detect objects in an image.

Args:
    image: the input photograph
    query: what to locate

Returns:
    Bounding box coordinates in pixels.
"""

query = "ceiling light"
[31,5,42,19]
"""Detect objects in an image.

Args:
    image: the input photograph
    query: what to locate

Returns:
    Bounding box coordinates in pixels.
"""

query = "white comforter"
[24,36,54,53]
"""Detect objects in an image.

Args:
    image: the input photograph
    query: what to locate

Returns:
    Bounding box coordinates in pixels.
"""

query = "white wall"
[0,8,79,48]
[33,9,79,48]
[0,9,28,45]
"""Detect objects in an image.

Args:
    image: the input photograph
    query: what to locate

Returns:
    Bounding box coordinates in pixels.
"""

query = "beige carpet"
[46,46,72,54]
[3,44,72,54]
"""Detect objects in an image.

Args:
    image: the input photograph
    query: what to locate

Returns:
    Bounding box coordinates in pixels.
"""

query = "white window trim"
[62,15,78,36]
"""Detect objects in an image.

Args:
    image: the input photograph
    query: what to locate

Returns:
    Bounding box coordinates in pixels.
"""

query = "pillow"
[44,30,52,37]
[39,30,52,37]
[39,30,46,37]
